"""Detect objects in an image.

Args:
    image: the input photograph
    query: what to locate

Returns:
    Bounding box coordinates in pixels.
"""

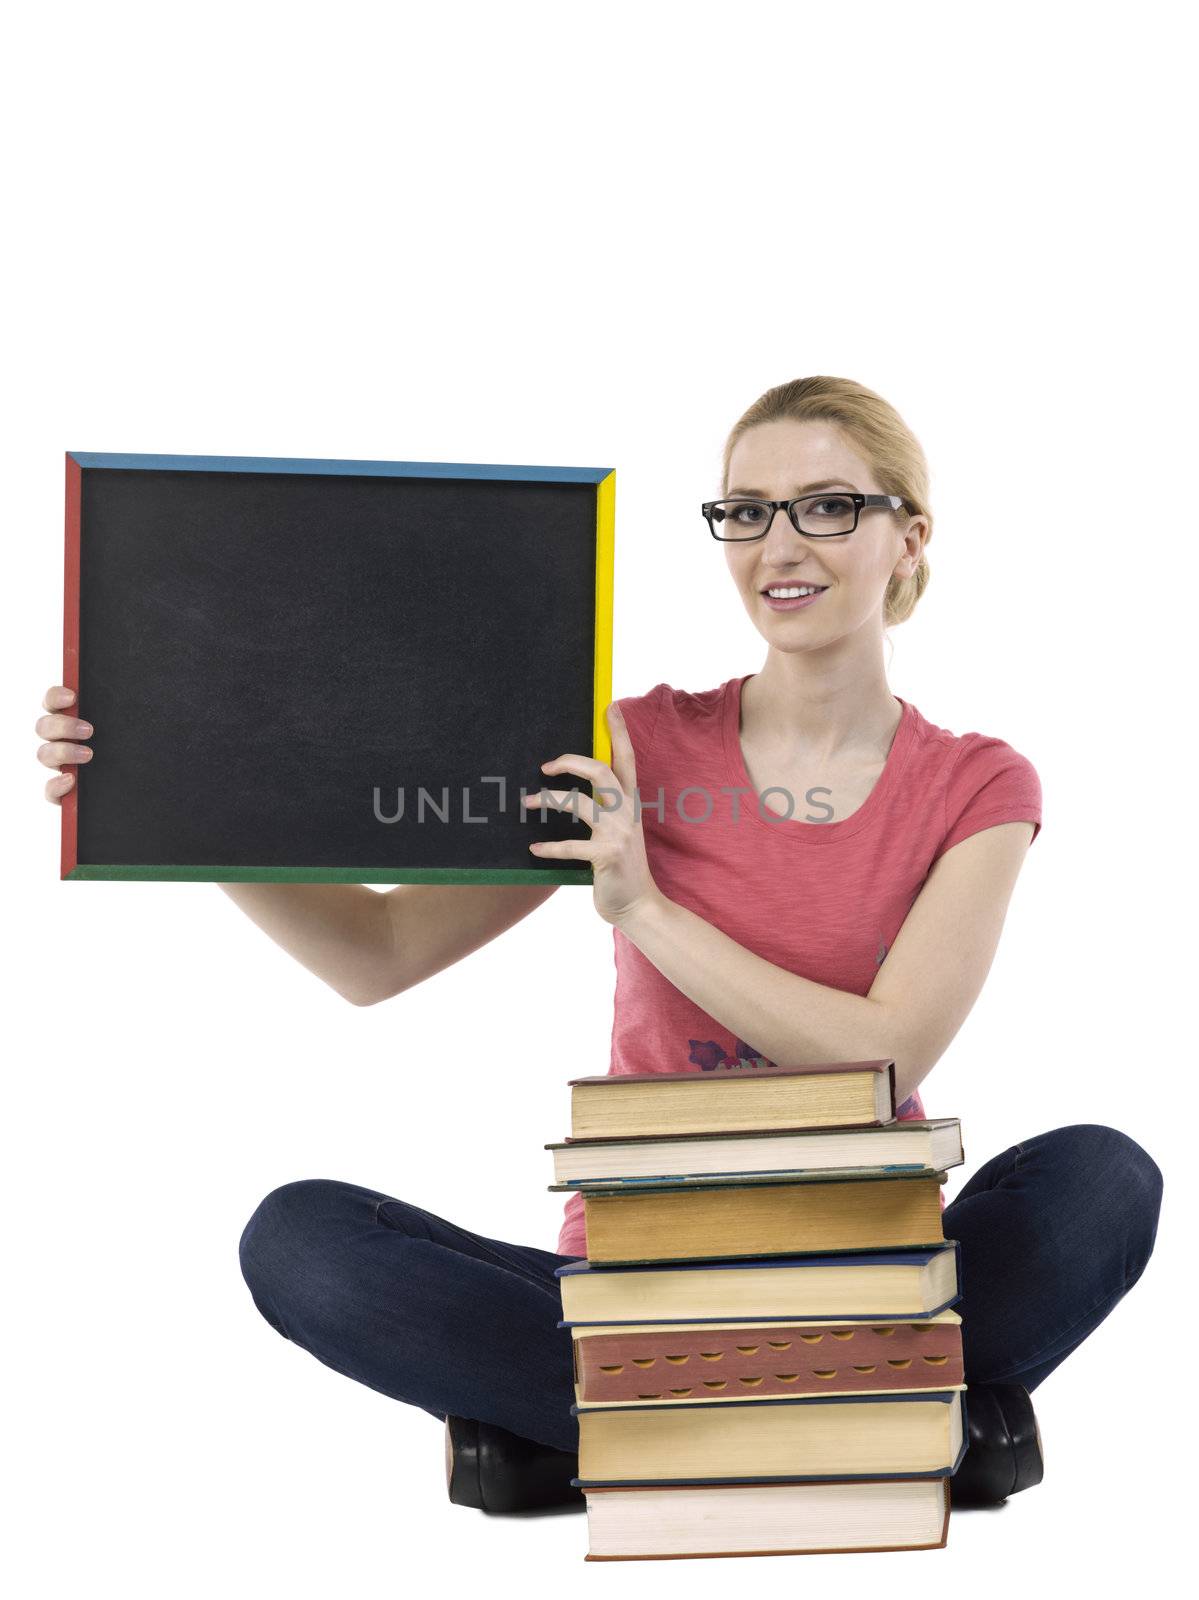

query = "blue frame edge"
[66,451,612,484]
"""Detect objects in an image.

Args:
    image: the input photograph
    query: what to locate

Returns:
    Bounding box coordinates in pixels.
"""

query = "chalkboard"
[61,452,615,884]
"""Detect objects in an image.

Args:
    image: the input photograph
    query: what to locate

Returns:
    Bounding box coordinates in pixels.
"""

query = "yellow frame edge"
[593,470,616,765]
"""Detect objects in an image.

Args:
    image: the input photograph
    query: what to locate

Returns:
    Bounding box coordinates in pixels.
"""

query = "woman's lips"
[761,586,827,611]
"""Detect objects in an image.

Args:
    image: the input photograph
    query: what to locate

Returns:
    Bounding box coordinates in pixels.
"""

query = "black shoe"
[444,1415,585,1515]
[950,1383,1045,1507]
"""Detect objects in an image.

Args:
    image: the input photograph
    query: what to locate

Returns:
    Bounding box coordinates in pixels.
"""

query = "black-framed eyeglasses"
[702,492,910,540]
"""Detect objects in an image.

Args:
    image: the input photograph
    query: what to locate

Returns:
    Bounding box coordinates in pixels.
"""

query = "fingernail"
[78,723,93,736]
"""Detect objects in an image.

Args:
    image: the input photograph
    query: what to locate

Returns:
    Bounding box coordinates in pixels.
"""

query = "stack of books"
[546,1059,967,1560]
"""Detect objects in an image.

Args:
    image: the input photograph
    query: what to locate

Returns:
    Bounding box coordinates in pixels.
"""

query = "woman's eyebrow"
[725,478,858,496]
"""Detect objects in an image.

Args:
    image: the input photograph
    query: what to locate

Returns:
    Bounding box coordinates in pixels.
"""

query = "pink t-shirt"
[556,674,1042,1256]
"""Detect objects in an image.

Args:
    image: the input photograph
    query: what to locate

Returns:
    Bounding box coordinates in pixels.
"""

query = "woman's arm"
[218,881,558,1007]
[612,821,1036,1108]
[39,682,560,1007]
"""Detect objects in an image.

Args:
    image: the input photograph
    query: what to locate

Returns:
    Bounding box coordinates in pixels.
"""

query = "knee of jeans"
[238,1178,345,1300]
[1044,1123,1164,1239]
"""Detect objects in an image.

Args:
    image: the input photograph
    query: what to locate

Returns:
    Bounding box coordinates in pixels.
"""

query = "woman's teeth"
[766,585,824,598]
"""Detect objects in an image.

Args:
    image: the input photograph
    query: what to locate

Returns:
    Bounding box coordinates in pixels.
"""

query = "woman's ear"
[896,515,930,577]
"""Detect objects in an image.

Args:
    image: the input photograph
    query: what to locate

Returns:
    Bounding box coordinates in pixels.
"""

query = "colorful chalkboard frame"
[62,451,615,884]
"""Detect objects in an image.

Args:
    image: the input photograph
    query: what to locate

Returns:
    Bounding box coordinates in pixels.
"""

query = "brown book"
[569,1060,896,1141]
[582,1476,951,1559]
[580,1172,947,1264]
[572,1310,964,1403]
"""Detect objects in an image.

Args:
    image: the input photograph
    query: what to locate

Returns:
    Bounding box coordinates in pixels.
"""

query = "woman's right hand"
[36,685,93,804]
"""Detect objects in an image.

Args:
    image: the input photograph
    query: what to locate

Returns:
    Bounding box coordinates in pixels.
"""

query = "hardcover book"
[571,1309,964,1403]
[578,1172,948,1264]
[569,1059,896,1140]
[572,1389,968,1486]
[555,1244,961,1325]
[581,1476,952,1560]
[547,1117,963,1186]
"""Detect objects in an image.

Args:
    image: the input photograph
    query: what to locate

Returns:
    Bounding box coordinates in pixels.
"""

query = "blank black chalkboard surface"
[61,451,615,885]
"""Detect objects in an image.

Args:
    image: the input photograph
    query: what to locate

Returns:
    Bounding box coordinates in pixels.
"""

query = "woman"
[38,376,1163,1515]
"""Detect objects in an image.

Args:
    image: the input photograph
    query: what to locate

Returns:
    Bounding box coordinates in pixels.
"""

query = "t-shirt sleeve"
[934,735,1042,861]
[615,681,668,762]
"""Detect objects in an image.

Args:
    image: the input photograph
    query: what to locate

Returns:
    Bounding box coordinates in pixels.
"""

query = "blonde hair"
[720,376,932,627]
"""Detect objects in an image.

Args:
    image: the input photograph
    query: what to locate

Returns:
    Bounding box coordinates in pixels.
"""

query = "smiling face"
[721,418,928,645]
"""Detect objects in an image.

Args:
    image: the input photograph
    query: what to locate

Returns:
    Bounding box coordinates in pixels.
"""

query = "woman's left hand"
[522,700,663,928]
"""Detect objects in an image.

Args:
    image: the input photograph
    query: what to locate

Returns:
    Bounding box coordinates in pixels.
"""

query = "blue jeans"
[237,1124,1163,1456]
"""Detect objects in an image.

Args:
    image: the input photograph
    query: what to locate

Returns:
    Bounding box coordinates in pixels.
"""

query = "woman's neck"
[742,653,903,764]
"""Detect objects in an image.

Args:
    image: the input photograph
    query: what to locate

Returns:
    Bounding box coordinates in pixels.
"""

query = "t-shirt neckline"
[721,673,917,843]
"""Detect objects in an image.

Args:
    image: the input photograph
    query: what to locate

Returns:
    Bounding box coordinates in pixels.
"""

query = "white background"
[5,1,1194,1592]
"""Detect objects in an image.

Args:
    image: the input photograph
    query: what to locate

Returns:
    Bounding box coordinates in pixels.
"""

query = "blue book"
[556,1242,960,1326]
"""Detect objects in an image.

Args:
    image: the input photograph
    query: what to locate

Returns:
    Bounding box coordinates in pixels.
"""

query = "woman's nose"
[760,504,807,552]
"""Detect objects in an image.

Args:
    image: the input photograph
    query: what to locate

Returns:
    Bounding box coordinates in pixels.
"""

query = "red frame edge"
[61,452,81,879]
